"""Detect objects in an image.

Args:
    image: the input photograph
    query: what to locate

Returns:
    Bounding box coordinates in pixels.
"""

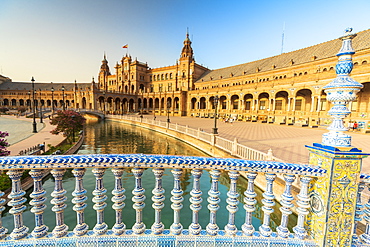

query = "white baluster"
[29,169,48,238]
[50,169,68,238]
[206,169,221,235]
[189,169,203,235]
[242,172,258,236]
[170,168,183,235]
[277,174,296,238]
[7,169,28,239]
[151,168,165,234]
[360,184,370,244]
[293,176,312,239]
[0,190,7,239]
[225,171,240,235]
[132,168,146,234]
[112,168,126,235]
[259,173,276,237]
[92,168,108,235]
[72,168,88,236]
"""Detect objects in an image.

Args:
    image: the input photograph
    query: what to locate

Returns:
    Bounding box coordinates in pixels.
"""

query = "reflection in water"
[2,119,296,232]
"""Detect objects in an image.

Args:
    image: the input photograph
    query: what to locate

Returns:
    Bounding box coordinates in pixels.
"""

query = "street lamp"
[27,91,31,112]
[167,100,170,123]
[71,115,75,142]
[51,86,55,115]
[61,85,65,111]
[39,88,43,123]
[213,95,219,135]
[31,77,37,133]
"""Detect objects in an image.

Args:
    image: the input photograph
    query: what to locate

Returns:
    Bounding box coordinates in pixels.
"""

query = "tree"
[50,110,86,143]
[0,131,10,156]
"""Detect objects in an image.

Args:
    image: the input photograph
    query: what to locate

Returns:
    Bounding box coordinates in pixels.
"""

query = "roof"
[0,81,91,91]
[196,28,370,83]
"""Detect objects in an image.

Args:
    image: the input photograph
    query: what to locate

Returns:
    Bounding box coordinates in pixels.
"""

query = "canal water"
[3,119,295,232]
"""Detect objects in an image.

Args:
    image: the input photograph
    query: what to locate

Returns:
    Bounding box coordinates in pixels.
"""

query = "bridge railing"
[113,115,278,162]
[0,154,325,246]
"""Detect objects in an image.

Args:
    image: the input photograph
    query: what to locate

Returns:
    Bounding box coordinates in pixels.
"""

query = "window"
[150,85,154,93]
[295,99,302,111]
[159,84,163,92]
[245,101,251,110]
[168,83,172,92]
[259,101,266,110]
[275,100,282,110]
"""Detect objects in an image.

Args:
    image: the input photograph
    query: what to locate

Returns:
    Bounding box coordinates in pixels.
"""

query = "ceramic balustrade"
[0,153,325,246]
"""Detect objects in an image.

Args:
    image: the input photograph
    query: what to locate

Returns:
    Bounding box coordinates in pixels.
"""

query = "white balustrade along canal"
[111,115,276,162]
[0,154,325,246]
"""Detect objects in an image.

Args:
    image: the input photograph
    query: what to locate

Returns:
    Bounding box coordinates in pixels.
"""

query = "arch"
[230,95,239,109]
[199,97,206,109]
[219,95,227,110]
[155,98,160,109]
[82,97,87,109]
[11,99,16,106]
[149,98,154,110]
[129,98,135,112]
[174,97,180,110]
[191,98,197,110]
[362,60,368,65]
[295,89,312,111]
[258,92,269,110]
[19,99,24,106]
[244,94,253,111]
[275,91,289,111]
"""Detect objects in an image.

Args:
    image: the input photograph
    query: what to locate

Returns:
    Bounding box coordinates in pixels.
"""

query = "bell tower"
[98,53,111,91]
[178,31,195,91]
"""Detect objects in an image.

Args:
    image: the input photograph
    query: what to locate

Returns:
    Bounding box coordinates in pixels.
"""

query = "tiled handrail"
[0,154,325,246]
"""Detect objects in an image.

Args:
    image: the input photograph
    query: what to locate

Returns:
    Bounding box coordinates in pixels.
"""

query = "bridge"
[78,109,105,119]
[0,29,370,247]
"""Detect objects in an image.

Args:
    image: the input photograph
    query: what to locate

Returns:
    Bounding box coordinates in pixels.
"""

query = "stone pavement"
[140,114,370,174]
[2,115,65,156]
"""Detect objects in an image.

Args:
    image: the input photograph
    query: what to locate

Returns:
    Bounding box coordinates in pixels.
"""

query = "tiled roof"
[0,81,91,91]
[196,29,370,83]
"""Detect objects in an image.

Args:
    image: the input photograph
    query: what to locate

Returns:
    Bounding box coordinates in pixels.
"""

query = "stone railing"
[112,115,276,162]
[0,154,325,246]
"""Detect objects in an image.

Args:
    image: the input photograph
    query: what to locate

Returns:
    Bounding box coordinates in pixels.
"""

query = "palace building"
[1,29,370,131]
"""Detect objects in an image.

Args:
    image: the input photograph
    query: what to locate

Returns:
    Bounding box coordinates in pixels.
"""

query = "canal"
[3,119,295,232]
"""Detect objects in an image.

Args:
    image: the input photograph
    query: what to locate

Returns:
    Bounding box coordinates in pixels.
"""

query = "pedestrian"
[353,121,358,131]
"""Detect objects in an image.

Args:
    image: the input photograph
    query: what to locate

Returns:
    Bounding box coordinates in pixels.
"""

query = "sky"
[0,0,370,83]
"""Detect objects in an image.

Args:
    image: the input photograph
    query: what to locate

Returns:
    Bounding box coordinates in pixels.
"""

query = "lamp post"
[140,85,144,119]
[51,86,55,115]
[61,86,65,111]
[27,91,31,112]
[167,100,170,123]
[71,115,75,142]
[102,91,106,114]
[39,89,43,123]
[31,77,37,133]
[213,95,219,135]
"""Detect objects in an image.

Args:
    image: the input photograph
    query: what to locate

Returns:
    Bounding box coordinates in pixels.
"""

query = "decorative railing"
[112,115,276,161]
[0,154,325,246]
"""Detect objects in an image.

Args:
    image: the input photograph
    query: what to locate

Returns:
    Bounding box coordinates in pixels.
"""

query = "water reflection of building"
[2,29,370,130]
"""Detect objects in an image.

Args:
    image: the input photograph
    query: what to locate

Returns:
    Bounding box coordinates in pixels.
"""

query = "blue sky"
[1,0,370,83]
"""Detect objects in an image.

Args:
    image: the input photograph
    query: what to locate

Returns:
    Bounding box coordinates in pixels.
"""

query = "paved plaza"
[141,115,370,173]
[2,114,370,174]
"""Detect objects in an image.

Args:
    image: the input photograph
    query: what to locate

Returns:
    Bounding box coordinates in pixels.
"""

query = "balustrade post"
[7,170,28,240]
[111,168,126,235]
[29,169,48,238]
[242,172,258,236]
[72,168,88,236]
[305,28,369,247]
[206,169,221,236]
[0,191,7,240]
[92,168,108,235]
[132,168,146,234]
[50,169,68,238]
[231,138,238,155]
[293,176,311,239]
[225,171,240,235]
[151,168,165,234]
[259,173,276,237]
[276,174,295,238]
[170,168,184,235]
[189,169,203,235]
